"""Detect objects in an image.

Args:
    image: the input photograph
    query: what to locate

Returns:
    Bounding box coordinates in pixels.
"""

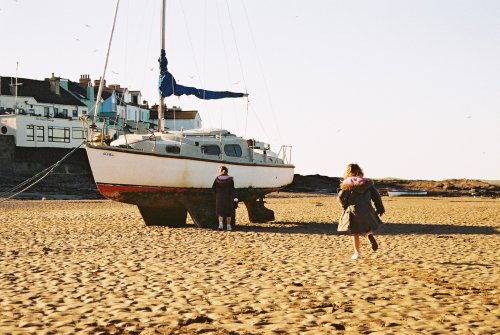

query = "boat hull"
[85,144,293,226]
[86,144,294,195]
[387,190,428,197]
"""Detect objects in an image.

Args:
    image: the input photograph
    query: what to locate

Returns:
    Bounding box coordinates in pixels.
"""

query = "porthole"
[201,145,221,156]
[166,145,180,154]
[224,144,242,157]
[1,126,7,134]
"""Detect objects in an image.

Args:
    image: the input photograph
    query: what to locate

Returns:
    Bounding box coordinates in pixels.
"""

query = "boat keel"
[244,198,275,223]
[178,195,217,229]
[137,206,187,227]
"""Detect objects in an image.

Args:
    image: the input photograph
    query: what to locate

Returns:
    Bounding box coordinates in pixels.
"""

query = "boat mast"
[158,0,166,132]
[13,62,23,114]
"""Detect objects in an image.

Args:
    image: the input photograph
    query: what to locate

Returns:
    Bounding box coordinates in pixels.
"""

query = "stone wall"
[0,135,15,173]
[0,142,101,200]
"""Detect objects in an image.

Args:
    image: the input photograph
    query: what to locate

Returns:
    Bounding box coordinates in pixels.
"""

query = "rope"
[0,143,84,203]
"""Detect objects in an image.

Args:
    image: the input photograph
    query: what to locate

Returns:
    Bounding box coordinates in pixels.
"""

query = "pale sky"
[1,0,499,180]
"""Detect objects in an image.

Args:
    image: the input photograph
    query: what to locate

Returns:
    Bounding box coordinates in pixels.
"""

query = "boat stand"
[244,198,275,223]
[137,196,275,228]
[137,206,188,227]
[178,196,217,229]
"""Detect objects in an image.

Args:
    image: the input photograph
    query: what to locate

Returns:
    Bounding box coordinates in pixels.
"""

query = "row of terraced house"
[0,73,202,149]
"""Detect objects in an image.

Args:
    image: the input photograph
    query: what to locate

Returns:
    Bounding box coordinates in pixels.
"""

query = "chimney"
[94,78,106,88]
[79,74,92,86]
[49,73,60,95]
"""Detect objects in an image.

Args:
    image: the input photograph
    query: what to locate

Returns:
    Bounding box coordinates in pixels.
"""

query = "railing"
[277,145,293,165]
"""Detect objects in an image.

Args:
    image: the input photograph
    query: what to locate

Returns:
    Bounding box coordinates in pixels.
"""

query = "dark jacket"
[337,178,385,233]
[212,175,236,217]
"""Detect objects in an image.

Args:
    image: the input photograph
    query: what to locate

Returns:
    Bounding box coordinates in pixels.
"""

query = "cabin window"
[166,145,180,154]
[224,144,242,157]
[201,145,220,156]
[48,126,70,143]
[26,125,35,141]
[72,127,84,139]
[36,126,44,142]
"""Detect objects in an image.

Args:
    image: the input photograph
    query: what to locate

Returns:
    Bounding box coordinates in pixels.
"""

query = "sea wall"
[0,141,101,199]
[0,135,15,172]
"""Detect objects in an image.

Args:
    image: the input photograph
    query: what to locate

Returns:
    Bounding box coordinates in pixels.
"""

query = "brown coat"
[337,179,385,233]
[212,175,236,217]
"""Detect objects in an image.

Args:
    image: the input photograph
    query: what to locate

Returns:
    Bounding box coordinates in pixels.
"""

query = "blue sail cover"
[159,49,246,100]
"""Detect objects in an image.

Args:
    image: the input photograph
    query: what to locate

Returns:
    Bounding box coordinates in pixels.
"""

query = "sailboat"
[85,0,294,228]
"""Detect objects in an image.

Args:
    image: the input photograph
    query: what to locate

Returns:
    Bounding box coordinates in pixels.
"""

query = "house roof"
[0,76,86,107]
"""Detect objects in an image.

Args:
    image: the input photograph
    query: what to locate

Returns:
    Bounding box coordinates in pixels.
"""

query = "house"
[149,105,202,131]
[69,75,151,134]
[0,74,94,149]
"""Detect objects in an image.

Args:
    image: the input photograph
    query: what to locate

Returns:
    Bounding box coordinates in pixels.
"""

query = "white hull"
[86,145,294,190]
[387,190,427,197]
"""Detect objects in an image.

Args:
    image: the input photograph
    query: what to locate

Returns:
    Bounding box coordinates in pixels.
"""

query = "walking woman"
[212,166,237,231]
[338,163,385,260]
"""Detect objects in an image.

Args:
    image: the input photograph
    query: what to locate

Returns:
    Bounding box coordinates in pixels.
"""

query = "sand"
[0,194,498,334]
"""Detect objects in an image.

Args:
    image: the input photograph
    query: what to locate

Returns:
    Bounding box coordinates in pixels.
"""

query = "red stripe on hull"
[96,183,280,208]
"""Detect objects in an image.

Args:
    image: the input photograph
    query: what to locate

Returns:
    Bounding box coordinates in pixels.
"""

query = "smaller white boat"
[387,190,428,197]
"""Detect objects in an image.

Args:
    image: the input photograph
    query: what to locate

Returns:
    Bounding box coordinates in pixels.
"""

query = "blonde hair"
[343,163,364,179]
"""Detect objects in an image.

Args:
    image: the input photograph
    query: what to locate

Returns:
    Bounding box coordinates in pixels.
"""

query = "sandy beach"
[0,194,498,334]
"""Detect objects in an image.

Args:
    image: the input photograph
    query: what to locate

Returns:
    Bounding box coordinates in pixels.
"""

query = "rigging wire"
[177,0,213,135]
[224,0,248,92]
[224,0,250,137]
[94,0,120,122]
[0,143,84,203]
[240,0,283,144]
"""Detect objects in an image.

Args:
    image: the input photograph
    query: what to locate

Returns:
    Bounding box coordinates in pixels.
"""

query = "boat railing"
[277,145,293,165]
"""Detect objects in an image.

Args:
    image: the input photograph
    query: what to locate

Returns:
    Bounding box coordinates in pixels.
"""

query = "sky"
[1,0,499,180]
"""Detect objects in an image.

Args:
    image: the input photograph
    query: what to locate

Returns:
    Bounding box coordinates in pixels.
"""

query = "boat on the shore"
[387,189,428,197]
[84,0,294,228]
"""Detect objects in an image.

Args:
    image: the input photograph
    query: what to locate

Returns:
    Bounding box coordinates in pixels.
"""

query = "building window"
[201,145,220,156]
[36,126,45,142]
[82,110,87,115]
[27,125,35,141]
[165,145,180,154]
[54,108,59,114]
[72,110,78,117]
[72,127,84,139]
[224,144,242,157]
[62,109,68,117]
[44,107,50,117]
[48,126,70,143]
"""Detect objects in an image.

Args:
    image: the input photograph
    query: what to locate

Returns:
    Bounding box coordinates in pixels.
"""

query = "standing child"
[337,163,385,259]
[212,166,237,231]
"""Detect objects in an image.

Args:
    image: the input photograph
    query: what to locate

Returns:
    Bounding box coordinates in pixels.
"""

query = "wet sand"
[0,194,499,334]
